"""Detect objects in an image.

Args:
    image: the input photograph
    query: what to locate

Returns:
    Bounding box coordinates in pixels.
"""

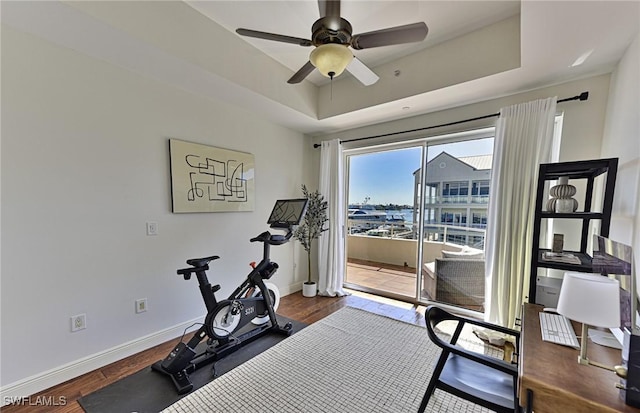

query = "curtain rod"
[313,91,589,148]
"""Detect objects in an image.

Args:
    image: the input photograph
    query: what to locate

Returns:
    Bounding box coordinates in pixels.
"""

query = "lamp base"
[579,356,615,371]
[579,324,615,371]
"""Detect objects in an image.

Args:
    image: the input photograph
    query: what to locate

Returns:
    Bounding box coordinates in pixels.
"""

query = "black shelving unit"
[528,158,618,304]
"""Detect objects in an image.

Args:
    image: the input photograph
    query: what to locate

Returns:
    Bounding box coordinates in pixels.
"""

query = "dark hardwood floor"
[2,290,424,413]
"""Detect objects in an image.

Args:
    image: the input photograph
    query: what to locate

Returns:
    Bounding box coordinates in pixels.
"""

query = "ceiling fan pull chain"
[330,76,333,100]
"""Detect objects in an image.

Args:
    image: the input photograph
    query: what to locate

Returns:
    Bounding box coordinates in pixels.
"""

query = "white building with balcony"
[413,152,493,247]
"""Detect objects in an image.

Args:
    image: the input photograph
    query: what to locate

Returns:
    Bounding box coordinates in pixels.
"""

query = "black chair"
[418,305,521,413]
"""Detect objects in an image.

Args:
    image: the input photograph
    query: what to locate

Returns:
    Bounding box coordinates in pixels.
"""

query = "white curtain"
[317,139,349,296]
[485,97,558,328]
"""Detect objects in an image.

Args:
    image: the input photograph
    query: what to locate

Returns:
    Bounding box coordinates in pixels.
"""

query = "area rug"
[78,316,306,413]
[163,307,494,413]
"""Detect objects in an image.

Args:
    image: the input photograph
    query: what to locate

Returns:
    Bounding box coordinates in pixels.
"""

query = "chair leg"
[417,379,437,413]
[418,351,449,413]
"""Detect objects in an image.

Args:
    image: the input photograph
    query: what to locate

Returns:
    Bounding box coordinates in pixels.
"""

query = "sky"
[348,138,494,206]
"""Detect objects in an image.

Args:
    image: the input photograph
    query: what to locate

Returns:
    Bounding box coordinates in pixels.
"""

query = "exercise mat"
[78,316,306,413]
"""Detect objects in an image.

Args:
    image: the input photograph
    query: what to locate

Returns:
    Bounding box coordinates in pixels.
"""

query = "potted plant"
[294,185,329,297]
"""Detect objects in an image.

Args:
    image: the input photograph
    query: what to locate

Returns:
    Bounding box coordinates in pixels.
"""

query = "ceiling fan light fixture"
[309,44,353,78]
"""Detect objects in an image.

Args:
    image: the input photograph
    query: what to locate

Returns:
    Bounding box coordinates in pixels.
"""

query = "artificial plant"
[294,185,329,284]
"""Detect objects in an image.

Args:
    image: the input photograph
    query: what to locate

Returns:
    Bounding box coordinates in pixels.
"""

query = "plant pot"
[302,282,317,297]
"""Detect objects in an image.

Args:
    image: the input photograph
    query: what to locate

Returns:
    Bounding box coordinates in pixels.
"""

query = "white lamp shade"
[309,44,353,78]
[557,272,620,327]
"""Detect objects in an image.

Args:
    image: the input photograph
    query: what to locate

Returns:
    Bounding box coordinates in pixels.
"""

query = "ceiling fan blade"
[288,61,316,84]
[346,57,379,86]
[236,28,313,47]
[318,0,340,18]
[351,22,428,50]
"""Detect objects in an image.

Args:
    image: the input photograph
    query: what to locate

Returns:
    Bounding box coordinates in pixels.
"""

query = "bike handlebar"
[250,229,292,246]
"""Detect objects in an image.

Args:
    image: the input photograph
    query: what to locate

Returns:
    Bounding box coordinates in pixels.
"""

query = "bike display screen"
[267,198,308,228]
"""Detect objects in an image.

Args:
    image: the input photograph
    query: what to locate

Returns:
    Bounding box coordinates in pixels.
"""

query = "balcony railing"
[471,195,489,203]
[423,195,490,204]
[347,224,486,263]
[441,195,468,203]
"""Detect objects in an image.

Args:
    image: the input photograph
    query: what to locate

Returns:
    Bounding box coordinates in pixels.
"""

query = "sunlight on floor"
[347,288,425,312]
[344,288,504,359]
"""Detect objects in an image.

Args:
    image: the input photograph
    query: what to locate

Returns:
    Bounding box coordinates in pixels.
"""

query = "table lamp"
[557,271,620,370]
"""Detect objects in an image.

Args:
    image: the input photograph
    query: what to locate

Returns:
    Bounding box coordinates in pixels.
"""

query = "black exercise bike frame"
[152,230,293,394]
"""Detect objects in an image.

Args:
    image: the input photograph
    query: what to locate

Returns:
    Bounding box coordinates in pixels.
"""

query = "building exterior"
[413,152,492,247]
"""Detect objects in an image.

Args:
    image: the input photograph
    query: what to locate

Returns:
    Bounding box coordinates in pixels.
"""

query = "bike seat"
[186,255,220,268]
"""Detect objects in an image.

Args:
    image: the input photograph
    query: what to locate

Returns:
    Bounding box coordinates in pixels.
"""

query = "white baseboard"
[283,282,303,296]
[0,286,304,405]
[0,316,202,405]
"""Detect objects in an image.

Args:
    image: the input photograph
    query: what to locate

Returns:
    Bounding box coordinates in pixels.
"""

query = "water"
[385,208,413,217]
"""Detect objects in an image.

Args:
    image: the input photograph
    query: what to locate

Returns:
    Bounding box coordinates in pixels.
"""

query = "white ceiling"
[188,0,522,86]
[186,0,639,134]
[2,1,639,136]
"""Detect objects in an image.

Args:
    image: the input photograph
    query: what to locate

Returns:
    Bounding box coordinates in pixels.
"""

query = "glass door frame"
[343,141,425,301]
[342,127,496,309]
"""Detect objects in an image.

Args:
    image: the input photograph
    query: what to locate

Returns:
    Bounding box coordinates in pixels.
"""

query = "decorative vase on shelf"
[546,176,578,213]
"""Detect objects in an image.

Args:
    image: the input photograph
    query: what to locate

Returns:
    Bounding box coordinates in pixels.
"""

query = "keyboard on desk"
[539,312,580,348]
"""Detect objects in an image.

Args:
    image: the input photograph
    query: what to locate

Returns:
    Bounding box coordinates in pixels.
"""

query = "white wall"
[0,25,308,393]
[601,32,640,257]
[313,74,611,159]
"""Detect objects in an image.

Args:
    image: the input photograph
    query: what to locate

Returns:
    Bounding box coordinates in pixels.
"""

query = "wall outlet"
[135,298,148,313]
[71,314,86,332]
[146,222,158,236]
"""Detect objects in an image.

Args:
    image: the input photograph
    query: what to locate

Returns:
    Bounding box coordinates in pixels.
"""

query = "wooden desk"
[519,303,640,412]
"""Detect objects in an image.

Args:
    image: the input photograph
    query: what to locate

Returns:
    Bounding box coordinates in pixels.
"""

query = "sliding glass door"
[344,146,422,299]
[344,130,494,314]
[419,137,494,312]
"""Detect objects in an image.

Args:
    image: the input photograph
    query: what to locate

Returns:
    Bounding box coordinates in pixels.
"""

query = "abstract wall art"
[169,139,255,213]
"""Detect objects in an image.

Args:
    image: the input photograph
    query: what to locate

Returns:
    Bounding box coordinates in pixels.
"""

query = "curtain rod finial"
[579,91,589,101]
[313,143,321,148]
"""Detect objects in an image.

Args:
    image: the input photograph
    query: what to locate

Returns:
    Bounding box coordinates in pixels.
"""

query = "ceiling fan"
[236,0,428,85]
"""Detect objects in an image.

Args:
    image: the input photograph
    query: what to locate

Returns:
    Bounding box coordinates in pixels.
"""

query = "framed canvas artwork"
[169,139,255,213]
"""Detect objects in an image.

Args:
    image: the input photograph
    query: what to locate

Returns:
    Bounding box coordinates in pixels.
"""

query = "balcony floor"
[346,259,417,298]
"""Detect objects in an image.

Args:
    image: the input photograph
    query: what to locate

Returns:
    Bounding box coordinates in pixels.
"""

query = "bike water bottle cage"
[261,262,279,279]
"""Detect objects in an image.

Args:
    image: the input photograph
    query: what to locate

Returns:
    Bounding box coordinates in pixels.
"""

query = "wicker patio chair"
[434,258,485,311]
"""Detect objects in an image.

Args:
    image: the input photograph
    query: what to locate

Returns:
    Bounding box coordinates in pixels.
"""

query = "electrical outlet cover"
[146,222,158,236]
[135,298,147,313]
[71,314,86,332]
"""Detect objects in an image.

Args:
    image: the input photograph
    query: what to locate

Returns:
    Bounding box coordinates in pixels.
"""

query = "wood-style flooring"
[346,259,418,298]
[2,290,425,413]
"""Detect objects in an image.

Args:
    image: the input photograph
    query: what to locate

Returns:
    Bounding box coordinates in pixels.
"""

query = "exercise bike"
[152,198,308,394]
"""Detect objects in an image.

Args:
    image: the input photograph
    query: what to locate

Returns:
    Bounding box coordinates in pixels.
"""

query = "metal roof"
[458,154,493,170]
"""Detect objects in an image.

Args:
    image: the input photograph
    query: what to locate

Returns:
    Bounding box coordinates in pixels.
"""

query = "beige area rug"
[163,306,495,413]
